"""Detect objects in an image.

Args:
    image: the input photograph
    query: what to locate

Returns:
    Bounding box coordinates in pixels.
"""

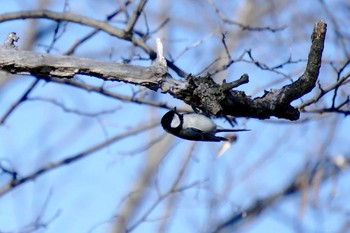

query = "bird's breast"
[182,114,216,133]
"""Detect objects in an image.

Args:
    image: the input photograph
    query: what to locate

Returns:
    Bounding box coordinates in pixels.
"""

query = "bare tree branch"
[0,79,39,124]
[0,121,158,197]
[64,1,132,55]
[161,21,327,120]
[207,0,286,32]
[124,0,148,33]
[126,143,196,232]
[42,76,173,109]
[212,155,349,233]
[0,21,327,121]
[0,1,348,233]
[0,48,167,90]
[112,136,165,233]
[0,9,187,77]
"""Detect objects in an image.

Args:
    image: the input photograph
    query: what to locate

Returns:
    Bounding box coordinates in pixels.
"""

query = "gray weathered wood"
[0,21,327,120]
[0,47,166,90]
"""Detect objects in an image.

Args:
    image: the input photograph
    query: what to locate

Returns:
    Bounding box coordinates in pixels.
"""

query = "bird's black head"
[161,110,182,133]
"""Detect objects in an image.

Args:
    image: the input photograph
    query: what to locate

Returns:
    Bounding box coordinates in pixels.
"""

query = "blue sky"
[0,1,350,233]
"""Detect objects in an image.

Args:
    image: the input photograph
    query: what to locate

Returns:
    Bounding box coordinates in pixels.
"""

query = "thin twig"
[0,79,39,125]
[124,0,148,33]
[0,121,158,197]
[65,2,132,55]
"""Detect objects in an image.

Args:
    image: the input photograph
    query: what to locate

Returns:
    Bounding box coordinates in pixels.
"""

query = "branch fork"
[0,21,327,121]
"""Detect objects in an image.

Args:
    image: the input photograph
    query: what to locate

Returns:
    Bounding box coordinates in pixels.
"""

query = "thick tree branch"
[0,21,326,120]
[0,48,166,90]
[161,21,327,120]
[274,21,327,103]
[0,10,187,77]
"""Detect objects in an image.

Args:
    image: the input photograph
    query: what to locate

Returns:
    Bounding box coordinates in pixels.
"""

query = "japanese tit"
[161,109,249,142]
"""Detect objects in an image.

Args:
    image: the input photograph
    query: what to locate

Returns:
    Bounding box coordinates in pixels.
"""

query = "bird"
[161,109,249,142]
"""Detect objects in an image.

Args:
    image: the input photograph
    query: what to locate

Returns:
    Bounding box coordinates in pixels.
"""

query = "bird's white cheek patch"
[170,115,181,128]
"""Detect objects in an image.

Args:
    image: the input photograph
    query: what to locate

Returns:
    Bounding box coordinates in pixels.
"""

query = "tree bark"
[0,21,327,120]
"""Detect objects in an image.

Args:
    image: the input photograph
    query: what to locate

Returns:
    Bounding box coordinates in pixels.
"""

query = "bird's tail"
[216,128,250,133]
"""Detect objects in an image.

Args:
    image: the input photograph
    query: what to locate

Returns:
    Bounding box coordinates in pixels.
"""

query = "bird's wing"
[179,128,228,142]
